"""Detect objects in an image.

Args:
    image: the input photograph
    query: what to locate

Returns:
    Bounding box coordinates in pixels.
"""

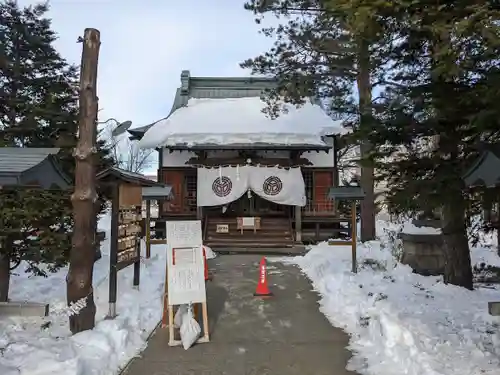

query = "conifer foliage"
[242,0,500,289]
[0,0,111,302]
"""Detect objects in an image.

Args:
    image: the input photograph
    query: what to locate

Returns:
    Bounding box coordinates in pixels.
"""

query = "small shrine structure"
[0,147,70,189]
[462,143,500,316]
[96,166,172,318]
[130,71,348,251]
[0,147,71,317]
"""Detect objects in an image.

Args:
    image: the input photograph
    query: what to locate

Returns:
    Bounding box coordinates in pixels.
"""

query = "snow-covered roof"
[138,97,348,149]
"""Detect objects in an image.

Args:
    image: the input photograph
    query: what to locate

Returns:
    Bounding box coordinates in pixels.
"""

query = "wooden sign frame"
[160,220,210,347]
[108,184,141,319]
[237,216,261,234]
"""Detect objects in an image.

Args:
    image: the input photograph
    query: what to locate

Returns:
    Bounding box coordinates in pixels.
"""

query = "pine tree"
[241,0,394,241]
[366,1,500,289]
[0,0,112,302]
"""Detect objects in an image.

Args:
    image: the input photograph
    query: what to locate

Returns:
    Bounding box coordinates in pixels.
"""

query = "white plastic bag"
[179,304,201,350]
[203,245,217,259]
[174,304,188,328]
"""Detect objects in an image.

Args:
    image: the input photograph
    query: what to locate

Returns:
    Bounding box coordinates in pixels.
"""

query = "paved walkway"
[124,254,358,375]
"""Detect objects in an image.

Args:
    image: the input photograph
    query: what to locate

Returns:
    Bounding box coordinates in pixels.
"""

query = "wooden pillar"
[332,136,339,188]
[67,28,100,334]
[332,136,339,215]
[145,200,151,258]
[295,205,302,242]
[351,201,357,273]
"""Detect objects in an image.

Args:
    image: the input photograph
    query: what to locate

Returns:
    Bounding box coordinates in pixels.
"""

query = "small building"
[131,71,347,249]
[0,147,71,189]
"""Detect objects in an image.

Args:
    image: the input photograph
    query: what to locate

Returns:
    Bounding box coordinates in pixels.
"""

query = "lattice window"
[184,170,197,213]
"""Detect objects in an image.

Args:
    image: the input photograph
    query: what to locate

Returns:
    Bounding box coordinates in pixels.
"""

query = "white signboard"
[166,220,202,247]
[165,220,205,306]
[216,224,228,233]
[166,245,206,305]
[242,217,255,227]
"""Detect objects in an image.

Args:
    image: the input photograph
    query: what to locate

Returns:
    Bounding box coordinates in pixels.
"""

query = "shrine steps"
[204,217,300,252]
[214,246,307,256]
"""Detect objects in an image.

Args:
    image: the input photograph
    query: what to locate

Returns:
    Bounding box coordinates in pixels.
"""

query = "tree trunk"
[356,38,376,241]
[440,188,473,290]
[0,251,10,302]
[67,28,100,334]
[0,236,14,302]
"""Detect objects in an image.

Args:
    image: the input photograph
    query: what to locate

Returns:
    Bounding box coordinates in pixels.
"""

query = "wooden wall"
[312,170,334,212]
[158,168,185,214]
[118,183,142,207]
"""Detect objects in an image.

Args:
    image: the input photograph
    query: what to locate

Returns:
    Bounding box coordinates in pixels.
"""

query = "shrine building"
[130,70,348,251]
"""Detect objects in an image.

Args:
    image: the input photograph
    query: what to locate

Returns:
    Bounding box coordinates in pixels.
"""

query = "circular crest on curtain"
[212,176,233,197]
[263,176,283,196]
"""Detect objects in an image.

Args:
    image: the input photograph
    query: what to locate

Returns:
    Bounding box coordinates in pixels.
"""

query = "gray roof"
[128,71,278,140]
[328,187,366,201]
[97,166,163,187]
[142,186,173,200]
[0,147,71,189]
[462,146,500,188]
[0,147,60,173]
[128,70,325,141]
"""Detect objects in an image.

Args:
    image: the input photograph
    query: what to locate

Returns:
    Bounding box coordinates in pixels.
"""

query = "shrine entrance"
[235,194,287,216]
[204,194,289,217]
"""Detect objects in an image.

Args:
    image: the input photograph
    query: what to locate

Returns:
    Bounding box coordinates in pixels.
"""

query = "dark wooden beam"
[185,156,313,167]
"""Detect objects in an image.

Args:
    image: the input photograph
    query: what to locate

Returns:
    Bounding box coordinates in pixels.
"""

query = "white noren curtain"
[248,167,306,206]
[197,166,248,207]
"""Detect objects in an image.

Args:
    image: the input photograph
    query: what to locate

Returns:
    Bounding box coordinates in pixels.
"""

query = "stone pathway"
[123,254,358,375]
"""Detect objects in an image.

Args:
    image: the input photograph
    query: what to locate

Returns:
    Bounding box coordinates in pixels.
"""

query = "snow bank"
[138,97,348,149]
[287,221,500,375]
[0,214,167,375]
[401,221,442,235]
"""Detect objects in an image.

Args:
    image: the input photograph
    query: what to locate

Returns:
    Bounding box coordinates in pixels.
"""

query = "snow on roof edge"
[138,97,349,149]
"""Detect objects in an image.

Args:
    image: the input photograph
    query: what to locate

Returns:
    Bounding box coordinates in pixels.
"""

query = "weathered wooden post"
[327,187,365,274]
[67,28,101,334]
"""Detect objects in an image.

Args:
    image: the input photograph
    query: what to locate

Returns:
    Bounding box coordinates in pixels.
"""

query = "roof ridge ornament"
[180,70,190,94]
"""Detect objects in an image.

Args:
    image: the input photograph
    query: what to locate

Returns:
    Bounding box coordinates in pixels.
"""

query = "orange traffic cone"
[254,257,273,297]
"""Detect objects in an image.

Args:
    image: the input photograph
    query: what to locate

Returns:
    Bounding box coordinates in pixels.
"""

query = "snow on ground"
[0,213,167,375]
[401,221,442,235]
[285,220,500,375]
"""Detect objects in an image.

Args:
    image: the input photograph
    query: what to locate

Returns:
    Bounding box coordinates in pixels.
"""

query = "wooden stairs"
[204,216,304,254]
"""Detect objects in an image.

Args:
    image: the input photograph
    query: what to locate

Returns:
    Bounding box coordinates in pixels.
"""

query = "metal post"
[351,201,357,273]
[107,184,119,318]
[133,240,140,289]
[145,200,151,258]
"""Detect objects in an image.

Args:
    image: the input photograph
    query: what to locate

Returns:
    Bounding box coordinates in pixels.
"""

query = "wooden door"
[159,169,184,214]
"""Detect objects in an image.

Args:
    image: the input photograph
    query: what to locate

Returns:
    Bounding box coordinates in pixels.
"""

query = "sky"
[18,0,274,130]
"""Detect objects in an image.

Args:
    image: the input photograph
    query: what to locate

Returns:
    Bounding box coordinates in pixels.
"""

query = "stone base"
[0,301,49,317]
[400,232,445,276]
[412,218,441,229]
[488,301,500,316]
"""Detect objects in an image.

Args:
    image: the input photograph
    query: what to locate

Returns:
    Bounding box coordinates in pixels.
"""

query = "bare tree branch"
[99,122,154,173]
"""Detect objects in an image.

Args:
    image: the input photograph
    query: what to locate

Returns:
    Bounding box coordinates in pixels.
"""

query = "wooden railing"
[302,198,335,216]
